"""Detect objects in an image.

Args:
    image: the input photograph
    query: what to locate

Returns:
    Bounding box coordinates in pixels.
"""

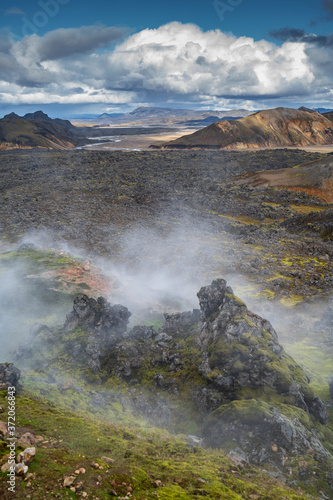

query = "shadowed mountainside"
[23,110,76,131]
[323,110,333,122]
[161,107,333,149]
[0,112,82,150]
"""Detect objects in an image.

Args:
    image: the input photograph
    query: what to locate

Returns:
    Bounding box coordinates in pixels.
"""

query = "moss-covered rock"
[13,278,331,470]
[202,399,332,464]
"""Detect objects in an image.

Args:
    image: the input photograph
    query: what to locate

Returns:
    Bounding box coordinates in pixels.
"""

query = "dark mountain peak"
[98,113,112,119]
[23,110,75,130]
[24,110,51,121]
[4,112,20,119]
[298,106,315,113]
[0,110,80,149]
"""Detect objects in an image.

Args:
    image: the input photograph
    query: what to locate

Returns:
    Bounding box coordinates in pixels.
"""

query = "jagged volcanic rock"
[195,279,327,424]
[13,279,331,466]
[0,363,21,390]
[202,400,332,463]
[64,295,131,336]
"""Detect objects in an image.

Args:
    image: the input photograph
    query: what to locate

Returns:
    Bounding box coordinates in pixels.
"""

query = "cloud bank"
[1,21,333,110]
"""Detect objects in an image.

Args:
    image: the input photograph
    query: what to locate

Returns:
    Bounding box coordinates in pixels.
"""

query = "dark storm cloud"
[34,25,128,61]
[270,27,333,47]
[38,25,128,60]
[269,28,308,42]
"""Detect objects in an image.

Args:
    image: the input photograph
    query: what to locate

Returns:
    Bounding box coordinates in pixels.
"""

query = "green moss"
[244,316,255,327]
[208,340,250,369]
[235,386,286,406]
[207,399,275,426]
[240,333,259,347]
[225,293,246,307]
[157,485,193,499]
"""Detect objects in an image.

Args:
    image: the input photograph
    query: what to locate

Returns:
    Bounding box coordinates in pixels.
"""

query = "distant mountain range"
[0,111,81,150]
[73,106,333,126]
[1,106,333,151]
[87,106,252,126]
[161,107,333,149]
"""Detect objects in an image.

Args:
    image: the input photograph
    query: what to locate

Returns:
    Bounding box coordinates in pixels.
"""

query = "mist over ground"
[0,148,331,382]
[0,211,329,365]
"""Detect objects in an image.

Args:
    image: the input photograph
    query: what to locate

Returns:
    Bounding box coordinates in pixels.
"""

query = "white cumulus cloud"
[0,22,332,109]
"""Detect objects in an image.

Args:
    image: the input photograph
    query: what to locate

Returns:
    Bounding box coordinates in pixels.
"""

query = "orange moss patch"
[284,180,333,203]
[58,262,112,295]
[26,254,113,297]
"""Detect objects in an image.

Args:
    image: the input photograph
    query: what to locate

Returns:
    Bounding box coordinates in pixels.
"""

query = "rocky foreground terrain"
[0,148,331,301]
[1,277,332,498]
[0,146,332,498]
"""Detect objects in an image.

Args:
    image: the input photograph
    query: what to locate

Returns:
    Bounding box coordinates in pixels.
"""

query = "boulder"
[17,447,36,466]
[0,420,8,439]
[63,475,76,487]
[128,325,155,341]
[64,295,131,337]
[0,363,21,391]
[202,400,332,464]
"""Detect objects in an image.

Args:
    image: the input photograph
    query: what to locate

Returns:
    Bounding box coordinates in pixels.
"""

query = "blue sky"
[0,0,333,117]
[2,0,330,41]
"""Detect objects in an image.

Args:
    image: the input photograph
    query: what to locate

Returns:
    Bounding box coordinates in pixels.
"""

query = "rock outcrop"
[203,401,332,463]
[64,295,131,374]
[64,295,131,337]
[14,279,331,467]
[0,363,21,391]
[195,279,327,424]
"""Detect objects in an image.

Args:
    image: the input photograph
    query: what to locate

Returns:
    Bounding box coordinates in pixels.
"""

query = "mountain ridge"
[0,112,81,150]
[89,106,252,126]
[161,107,333,149]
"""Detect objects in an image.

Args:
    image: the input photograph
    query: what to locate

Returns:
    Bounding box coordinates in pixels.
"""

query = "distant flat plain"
[75,126,196,150]
[76,125,333,152]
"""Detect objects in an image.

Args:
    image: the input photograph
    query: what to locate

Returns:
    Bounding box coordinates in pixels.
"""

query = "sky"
[0,0,333,117]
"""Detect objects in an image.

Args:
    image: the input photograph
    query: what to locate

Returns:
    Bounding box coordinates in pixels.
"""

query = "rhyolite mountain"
[14,278,331,467]
[0,112,82,150]
[233,154,333,204]
[161,107,333,149]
